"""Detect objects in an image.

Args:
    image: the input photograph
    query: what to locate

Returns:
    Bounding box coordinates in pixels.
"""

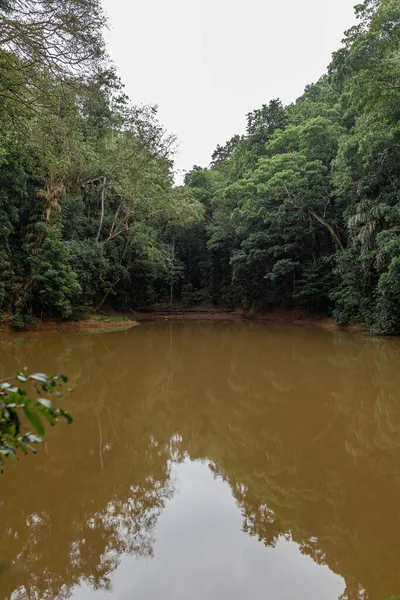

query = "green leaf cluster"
[0,371,72,471]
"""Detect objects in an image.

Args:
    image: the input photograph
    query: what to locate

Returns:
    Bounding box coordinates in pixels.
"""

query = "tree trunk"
[170,236,175,307]
[307,209,345,252]
[96,178,107,242]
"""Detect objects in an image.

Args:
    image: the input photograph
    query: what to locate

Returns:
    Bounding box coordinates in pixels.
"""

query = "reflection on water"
[0,322,399,600]
[71,460,344,600]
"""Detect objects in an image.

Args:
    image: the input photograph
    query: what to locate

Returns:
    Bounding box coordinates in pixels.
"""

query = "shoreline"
[131,307,362,333]
[0,315,139,333]
[0,307,362,334]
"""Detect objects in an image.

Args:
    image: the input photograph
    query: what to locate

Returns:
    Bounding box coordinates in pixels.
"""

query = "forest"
[1,0,400,334]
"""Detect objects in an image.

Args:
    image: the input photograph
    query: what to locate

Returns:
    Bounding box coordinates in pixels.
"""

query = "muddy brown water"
[0,321,399,600]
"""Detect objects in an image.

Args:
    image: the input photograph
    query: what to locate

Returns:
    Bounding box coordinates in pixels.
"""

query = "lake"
[0,321,399,600]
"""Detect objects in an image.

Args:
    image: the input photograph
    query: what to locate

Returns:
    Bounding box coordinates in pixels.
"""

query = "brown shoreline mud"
[0,315,139,333]
[0,307,362,333]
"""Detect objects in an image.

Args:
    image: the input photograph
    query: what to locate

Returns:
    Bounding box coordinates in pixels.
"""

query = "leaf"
[29,373,49,383]
[16,440,28,455]
[24,406,45,436]
[0,383,19,393]
[40,410,56,426]
[36,398,52,409]
[61,411,73,425]
[0,444,17,457]
[21,433,42,444]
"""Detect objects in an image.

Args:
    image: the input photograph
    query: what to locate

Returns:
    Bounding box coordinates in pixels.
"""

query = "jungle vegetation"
[1,0,400,333]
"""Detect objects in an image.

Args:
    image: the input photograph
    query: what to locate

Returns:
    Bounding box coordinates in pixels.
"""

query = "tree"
[179,0,400,333]
[0,0,106,123]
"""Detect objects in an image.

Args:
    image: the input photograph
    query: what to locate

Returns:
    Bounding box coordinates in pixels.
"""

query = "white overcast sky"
[102,0,357,183]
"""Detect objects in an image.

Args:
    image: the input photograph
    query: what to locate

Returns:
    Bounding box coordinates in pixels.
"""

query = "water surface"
[0,321,399,600]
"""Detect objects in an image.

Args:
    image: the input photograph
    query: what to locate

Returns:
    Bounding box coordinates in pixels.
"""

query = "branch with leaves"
[0,371,73,471]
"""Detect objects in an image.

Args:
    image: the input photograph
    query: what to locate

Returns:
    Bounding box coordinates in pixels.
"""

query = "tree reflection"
[1,323,400,599]
[0,331,178,599]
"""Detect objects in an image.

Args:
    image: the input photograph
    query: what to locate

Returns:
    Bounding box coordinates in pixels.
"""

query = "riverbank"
[0,315,138,333]
[0,307,361,333]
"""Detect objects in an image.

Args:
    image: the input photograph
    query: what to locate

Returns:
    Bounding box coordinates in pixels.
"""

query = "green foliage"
[97,315,130,323]
[0,1,203,318]
[0,371,72,471]
[1,0,400,333]
[28,225,82,318]
[181,284,203,307]
[10,314,37,331]
[179,0,400,333]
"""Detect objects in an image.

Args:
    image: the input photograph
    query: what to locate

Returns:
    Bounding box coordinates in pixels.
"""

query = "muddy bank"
[0,307,360,334]
[0,315,138,333]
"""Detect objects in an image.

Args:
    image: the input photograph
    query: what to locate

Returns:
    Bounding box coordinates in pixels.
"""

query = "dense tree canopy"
[180,0,400,334]
[0,0,203,322]
[1,0,400,333]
